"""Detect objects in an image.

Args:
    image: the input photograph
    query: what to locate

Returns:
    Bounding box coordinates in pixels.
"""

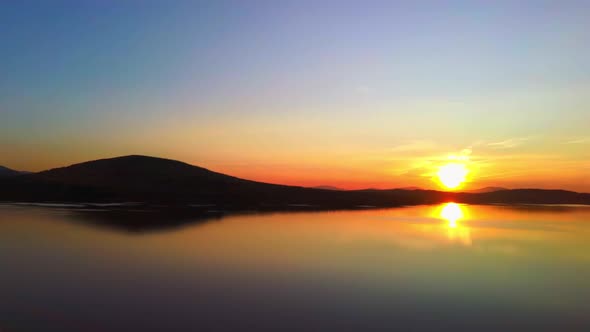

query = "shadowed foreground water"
[1,203,590,331]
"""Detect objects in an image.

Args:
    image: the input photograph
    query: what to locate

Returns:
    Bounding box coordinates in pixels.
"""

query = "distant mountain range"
[395,186,423,190]
[0,155,588,208]
[312,185,344,191]
[466,186,509,193]
[313,186,508,193]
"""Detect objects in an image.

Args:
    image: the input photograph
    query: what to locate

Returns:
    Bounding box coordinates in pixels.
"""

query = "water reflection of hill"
[67,208,226,233]
[490,204,586,213]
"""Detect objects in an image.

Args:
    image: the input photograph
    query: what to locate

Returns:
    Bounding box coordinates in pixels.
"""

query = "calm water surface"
[1,203,590,331]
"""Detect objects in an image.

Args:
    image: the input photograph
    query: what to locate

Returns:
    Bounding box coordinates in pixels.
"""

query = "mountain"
[312,185,343,191]
[3,155,281,204]
[0,155,365,206]
[466,186,509,193]
[0,166,24,177]
[0,155,588,208]
[0,155,443,207]
[455,189,590,205]
[33,155,245,189]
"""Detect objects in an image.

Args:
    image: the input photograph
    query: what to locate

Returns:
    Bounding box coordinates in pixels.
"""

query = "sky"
[1,1,589,191]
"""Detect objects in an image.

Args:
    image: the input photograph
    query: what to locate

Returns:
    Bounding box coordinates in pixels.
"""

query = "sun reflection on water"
[437,202,472,246]
[440,202,463,227]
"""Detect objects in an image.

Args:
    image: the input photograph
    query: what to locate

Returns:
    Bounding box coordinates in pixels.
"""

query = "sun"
[437,163,468,190]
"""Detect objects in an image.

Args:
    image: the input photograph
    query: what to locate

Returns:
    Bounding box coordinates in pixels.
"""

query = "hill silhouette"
[312,185,343,191]
[0,155,588,208]
[0,165,24,177]
[466,186,509,193]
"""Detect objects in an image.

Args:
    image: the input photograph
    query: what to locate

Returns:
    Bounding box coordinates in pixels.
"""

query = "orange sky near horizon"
[3,130,589,192]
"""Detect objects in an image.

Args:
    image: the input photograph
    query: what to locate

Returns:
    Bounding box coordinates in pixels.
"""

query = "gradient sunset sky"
[1,1,589,191]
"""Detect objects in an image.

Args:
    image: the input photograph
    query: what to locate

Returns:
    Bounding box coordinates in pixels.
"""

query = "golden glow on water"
[5,203,590,271]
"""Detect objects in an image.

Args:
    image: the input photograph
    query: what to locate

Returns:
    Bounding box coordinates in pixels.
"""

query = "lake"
[1,203,590,331]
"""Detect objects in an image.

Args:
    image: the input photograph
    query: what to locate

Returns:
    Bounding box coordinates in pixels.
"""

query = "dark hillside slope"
[33,155,248,192]
[3,155,290,204]
[0,156,421,206]
[0,166,23,177]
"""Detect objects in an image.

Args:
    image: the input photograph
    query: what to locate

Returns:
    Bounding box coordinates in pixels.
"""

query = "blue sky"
[1,1,589,190]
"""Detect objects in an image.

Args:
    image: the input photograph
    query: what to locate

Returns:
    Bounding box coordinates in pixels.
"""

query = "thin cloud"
[487,137,531,149]
[565,137,590,144]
